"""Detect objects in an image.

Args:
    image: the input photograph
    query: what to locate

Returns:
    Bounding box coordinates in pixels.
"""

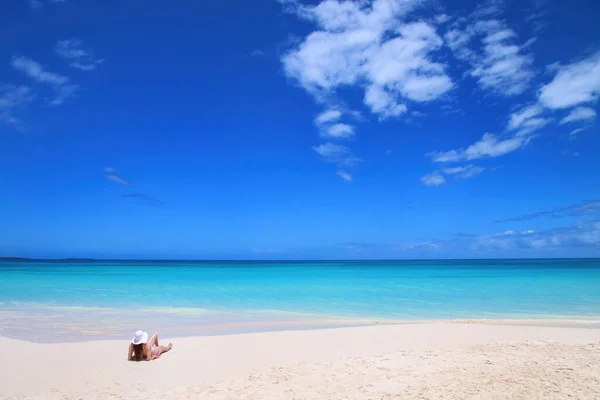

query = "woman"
[128,330,172,361]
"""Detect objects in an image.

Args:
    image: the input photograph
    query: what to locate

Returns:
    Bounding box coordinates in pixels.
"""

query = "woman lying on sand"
[128,330,172,361]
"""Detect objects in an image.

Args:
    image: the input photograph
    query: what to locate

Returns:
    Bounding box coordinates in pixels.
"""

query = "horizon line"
[1,257,599,262]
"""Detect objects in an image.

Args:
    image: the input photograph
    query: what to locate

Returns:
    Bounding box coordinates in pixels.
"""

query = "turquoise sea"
[1,259,600,342]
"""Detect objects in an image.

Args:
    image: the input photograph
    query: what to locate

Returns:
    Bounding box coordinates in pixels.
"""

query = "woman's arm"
[127,343,134,361]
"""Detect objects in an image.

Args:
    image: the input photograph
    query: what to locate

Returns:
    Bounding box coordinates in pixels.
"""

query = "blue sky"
[0,0,599,259]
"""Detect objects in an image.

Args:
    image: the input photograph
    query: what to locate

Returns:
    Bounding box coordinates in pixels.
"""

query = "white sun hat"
[132,330,148,345]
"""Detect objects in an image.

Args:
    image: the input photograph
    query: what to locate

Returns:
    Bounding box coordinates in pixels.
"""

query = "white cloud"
[104,167,132,185]
[55,40,88,59]
[507,104,543,130]
[434,14,451,24]
[569,127,587,138]
[312,142,360,167]
[560,107,597,125]
[324,123,354,139]
[364,84,408,118]
[106,175,131,185]
[471,220,600,251]
[506,104,551,136]
[336,170,352,181]
[314,108,355,139]
[539,51,600,109]
[444,28,475,61]
[420,172,446,186]
[443,164,485,179]
[250,50,265,57]
[421,164,484,187]
[446,18,535,96]
[281,0,453,119]
[11,56,77,105]
[470,24,535,96]
[313,142,349,157]
[429,133,532,163]
[315,109,342,125]
[471,0,504,19]
[11,56,68,85]
[515,117,550,136]
[55,40,104,71]
[0,85,35,125]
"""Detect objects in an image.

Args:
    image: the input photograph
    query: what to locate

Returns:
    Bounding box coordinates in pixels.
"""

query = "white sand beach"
[1,322,599,399]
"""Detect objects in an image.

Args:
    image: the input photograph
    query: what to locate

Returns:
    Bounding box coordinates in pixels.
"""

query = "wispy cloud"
[443,164,485,179]
[471,220,600,251]
[496,200,600,223]
[122,193,166,207]
[559,107,597,125]
[106,175,131,185]
[470,23,535,96]
[11,56,67,85]
[0,84,35,126]
[314,109,356,140]
[507,104,550,134]
[312,142,361,168]
[10,56,77,105]
[539,51,600,110]
[420,172,446,187]
[323,123,354,139]
[340,239,443,253]
[428,133,533,163]
[105,167,132,185]
[431,35,596,170]
[250,50,265,57]
[336,170,352,182]
[569,127,588,138]
[105,168,164,206]
[446,13,536,96]
[338,219,600,256]
[525,0,548,33]
[55,40,104,71]
[421,163,484,187]
[314,109,342,125]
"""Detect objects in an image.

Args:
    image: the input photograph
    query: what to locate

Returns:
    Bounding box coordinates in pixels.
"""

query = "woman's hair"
[133,343,144,361]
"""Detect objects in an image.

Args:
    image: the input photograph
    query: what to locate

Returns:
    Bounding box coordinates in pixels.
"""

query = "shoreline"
[2,317,600,344]
[2,322,599,399]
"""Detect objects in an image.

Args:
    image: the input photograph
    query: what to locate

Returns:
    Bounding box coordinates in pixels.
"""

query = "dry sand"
[1,322,599,399]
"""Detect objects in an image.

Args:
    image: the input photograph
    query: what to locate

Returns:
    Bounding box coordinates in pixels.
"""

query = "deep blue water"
[2,259,600,320]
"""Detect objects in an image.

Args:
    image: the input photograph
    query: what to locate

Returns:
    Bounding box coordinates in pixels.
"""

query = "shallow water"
[1,259,599,342]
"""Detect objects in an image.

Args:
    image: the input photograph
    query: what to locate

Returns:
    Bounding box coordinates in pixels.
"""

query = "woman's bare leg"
[156,343,172,357]
[147,333,159,347]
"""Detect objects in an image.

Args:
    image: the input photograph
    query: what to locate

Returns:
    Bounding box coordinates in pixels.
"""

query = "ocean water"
[1,259,600,342]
